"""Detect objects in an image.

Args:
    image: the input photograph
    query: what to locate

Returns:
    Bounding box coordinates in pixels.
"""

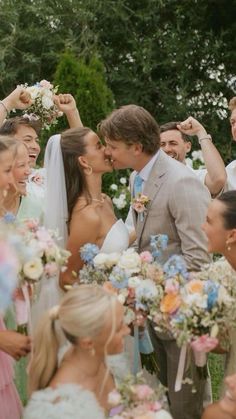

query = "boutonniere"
[132,194,150,220]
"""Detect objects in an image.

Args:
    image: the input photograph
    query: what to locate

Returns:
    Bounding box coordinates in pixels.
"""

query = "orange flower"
[160,293,181,314]
[186,279,204,294]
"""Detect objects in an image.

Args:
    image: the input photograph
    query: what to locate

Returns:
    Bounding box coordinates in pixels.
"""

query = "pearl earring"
[226,241,231,251]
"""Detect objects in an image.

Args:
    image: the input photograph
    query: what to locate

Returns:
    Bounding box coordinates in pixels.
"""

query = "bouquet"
[20,79,63,129]
[108,373,171,419]
[6,217,70,333]
[169,259,236,366]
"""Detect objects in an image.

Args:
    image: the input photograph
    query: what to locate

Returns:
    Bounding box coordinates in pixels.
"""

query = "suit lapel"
[136,150,168,242]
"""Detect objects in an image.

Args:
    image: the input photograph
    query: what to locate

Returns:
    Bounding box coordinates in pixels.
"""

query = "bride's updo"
[28,285,117,394]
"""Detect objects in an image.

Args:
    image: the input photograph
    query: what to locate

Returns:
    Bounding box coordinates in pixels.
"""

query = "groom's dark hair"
[98,104,160,155]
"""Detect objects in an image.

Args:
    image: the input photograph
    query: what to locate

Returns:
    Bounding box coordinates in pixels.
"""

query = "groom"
[99,105,211,419]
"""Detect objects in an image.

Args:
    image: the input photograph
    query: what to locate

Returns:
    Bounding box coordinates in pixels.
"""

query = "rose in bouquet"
[20,80,63,129]
[6,218,70,333]
[108,373,171,419]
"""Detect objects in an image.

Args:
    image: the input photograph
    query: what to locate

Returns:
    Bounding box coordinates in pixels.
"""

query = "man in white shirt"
[225,96,236,190]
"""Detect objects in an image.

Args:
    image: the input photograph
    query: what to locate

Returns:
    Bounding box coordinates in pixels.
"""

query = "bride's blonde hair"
[28,285,117,395]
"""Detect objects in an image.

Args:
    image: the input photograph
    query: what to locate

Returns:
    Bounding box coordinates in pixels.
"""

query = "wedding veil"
[44,134,68,247]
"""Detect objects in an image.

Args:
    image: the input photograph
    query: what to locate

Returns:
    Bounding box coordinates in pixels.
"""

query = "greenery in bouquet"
[108,372,170,419]
[19,79,63,129]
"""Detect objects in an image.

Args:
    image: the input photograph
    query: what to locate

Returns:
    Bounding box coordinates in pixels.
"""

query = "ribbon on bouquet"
[14,283,33,335]
[175,343,187,392]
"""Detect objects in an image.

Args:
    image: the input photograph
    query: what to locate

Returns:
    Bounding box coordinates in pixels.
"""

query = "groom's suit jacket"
[131,149,211,270]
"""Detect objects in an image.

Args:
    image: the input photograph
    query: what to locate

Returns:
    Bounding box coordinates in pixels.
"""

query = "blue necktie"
[133,174,143,196]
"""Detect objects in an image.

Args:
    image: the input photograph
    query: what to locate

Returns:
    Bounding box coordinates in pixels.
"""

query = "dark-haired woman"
[202,191,236,419]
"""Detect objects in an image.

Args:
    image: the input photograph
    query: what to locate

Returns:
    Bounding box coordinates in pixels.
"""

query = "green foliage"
[0,0,236,162]
[54,51,114,131]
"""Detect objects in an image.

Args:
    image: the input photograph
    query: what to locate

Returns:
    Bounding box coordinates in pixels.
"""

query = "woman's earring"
[85,166,93,176]
[90,347,96,356]
[226,240,231,251]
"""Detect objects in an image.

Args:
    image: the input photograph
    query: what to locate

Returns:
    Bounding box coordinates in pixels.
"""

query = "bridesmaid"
[0,136,31,419]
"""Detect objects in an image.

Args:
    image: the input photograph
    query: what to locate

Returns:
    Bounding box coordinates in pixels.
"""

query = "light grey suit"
[131,149,211,419]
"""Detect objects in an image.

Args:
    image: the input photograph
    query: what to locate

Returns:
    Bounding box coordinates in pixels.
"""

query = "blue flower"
[80,243,99,264]
[109,267,128,289]
[150,234,168,260]
[163,255,188,279]
[204,280,219,310]
[3,212,16,224]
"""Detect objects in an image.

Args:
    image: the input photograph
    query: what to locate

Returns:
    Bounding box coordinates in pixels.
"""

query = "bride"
[32,127,134,325]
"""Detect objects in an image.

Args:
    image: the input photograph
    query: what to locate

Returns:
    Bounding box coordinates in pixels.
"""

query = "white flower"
[136,279,158,301]
[119,177,127,185]
[113,194,127,209]
[26,86,39,100]
[191,150,204,163]
[155,409,173,418]
[185,293,208,309]
[93,253,108,269]
[128,276,142,288]
[42,95,54,109]
[110,184,118,191]
[108,389,122,406]
[117,293,126,305]
[118,249,141,274]
[23,257,44,280]
[210,323,219,338]
[104,252,121,268]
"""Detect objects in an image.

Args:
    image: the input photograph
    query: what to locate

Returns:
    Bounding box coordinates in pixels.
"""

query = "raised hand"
[54,93,77,115]
[0,330,31,360]
[177,116,207,138]
[2,86,33,112]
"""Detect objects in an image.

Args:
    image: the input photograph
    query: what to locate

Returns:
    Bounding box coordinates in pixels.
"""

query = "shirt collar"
[137,150,160,182]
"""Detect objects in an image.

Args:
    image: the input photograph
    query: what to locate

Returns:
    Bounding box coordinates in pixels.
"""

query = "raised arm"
[0,86,32,126]
[54,93,83,128]
[177,116,226,196]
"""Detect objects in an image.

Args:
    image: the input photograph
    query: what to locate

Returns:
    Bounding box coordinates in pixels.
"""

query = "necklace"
[78,196,105,204]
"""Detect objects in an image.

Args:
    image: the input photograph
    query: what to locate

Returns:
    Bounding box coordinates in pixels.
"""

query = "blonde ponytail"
[28,285,116,395]
[28,307,60,395]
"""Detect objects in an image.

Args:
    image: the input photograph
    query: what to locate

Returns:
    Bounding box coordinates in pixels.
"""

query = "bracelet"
[0,101,9,117]
[198,134,212,144]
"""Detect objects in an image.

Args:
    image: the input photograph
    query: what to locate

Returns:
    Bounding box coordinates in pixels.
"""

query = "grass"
[208,353,225,400]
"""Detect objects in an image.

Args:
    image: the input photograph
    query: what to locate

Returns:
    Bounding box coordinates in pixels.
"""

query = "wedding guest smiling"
[225,96,236,190]
[0,87,83,221]
[24,285,130,418]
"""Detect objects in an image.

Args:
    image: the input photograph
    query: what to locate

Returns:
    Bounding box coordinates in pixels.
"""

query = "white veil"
[44,134,68,247]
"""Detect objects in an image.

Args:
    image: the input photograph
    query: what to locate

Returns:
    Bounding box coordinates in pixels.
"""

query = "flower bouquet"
[20,79,63,129]
[6,218,70,334]
[108,373,171,419]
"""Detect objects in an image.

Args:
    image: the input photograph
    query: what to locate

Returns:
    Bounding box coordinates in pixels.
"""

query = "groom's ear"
[227,229,236,245]
[132,142,143,155]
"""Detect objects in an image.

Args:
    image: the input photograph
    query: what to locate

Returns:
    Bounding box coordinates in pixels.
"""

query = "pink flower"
[108,389,122,406]
[134,384,154,400]
[39,79,53,89]
[36,229,53,245]
[133,202,146,213]
[140,251,153,263]
[25,219,39,231]
[191,335,219,353]
[165,279,179,293]
[149,401,162,412]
